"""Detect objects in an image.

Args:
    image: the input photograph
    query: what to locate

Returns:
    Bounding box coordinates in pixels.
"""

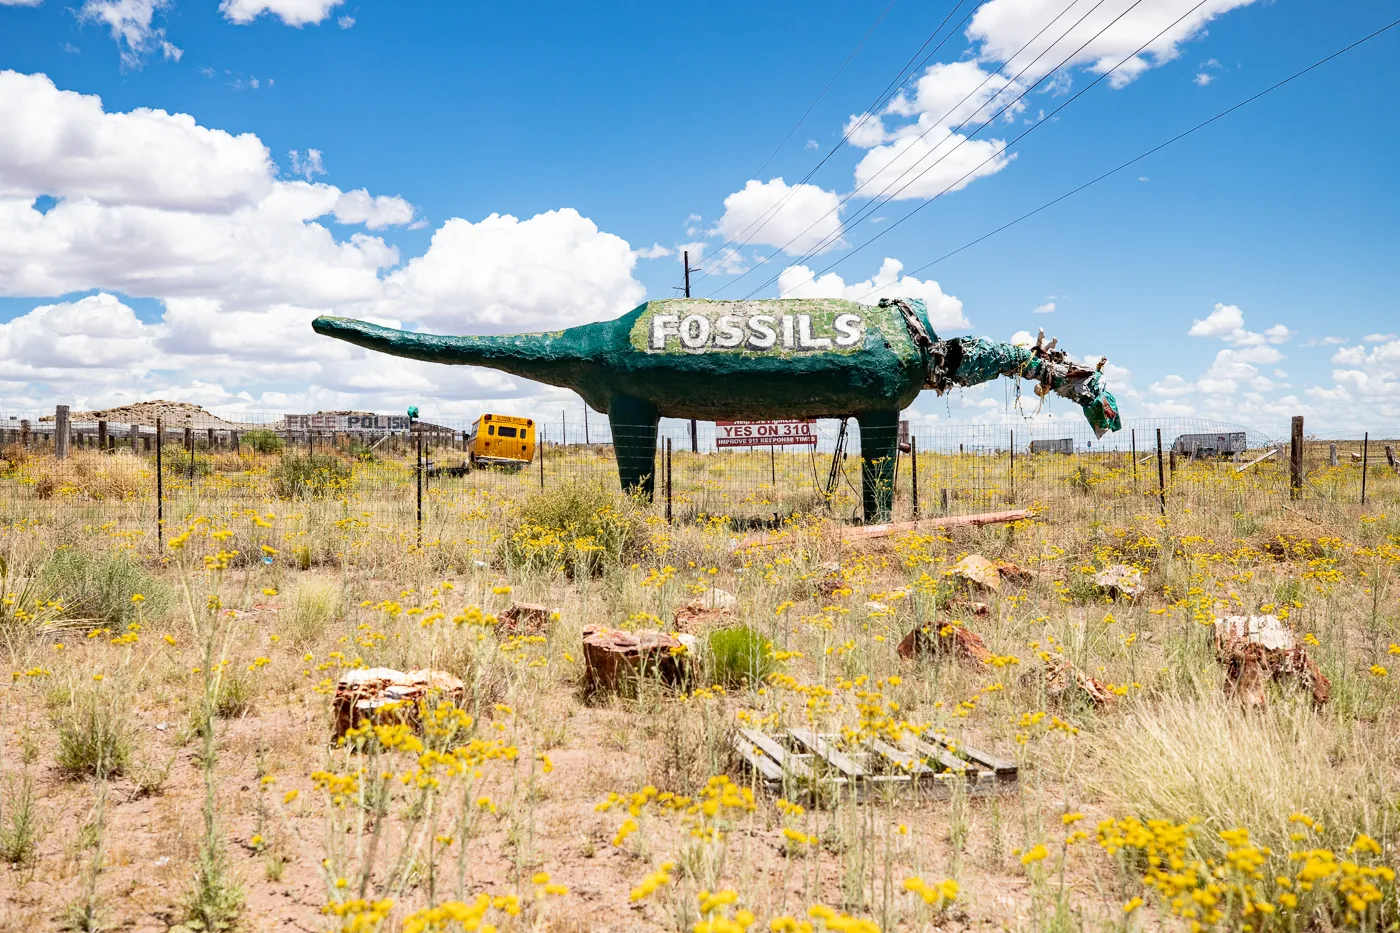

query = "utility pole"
[684,249,698,453]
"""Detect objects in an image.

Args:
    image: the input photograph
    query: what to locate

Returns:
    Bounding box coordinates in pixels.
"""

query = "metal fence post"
[1289,415,1304,500]
[1361,433,1369,505]
[538,429,545,488]
[665,437,673,524]
[1155,428,1166,516]
[1009,430,1015,504]
[415,426,423,548]
[911,437,919,519]
[1131,429,1137,484]
[155,417,164,550]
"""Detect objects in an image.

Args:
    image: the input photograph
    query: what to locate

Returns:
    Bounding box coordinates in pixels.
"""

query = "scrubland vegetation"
[1,439,1397,932]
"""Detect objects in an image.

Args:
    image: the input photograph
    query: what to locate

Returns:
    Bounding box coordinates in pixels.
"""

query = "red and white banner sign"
[715,419,817,448]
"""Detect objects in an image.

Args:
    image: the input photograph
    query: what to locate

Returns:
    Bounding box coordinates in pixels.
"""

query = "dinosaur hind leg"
[857,409,900,523]
[608,395,660,501]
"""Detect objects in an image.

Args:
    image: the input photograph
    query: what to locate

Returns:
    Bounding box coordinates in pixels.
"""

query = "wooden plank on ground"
[737,509,1033,549]
[789,729,865,779]
[731,734,784,783]
[908,737,973,774]
[737,728,814,780]
[1235,448,1278,473]
[867,738,936,775]
[948,740,1018,775]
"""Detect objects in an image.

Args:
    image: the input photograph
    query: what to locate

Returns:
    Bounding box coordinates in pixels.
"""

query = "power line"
[857,15,1400,298]
[718,0,1144,298]
[744,0,1212,298]
[751,0,901,182]
[688,0,978,287]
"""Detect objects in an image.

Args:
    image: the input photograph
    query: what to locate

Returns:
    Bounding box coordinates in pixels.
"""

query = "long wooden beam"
[737,508,1033,549]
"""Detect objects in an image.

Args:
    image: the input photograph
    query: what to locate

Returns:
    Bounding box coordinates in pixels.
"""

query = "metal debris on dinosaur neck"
[311,297,1120,521]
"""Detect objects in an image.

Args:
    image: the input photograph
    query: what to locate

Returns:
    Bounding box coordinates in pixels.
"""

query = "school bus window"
[498,426,517,438]
[488,425,495,435]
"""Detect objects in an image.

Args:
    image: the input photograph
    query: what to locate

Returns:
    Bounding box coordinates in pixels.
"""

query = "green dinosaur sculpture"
[312,297,1120,521]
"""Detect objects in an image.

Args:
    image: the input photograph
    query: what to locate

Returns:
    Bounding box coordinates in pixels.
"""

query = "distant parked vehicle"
[1029,438,1074,455]
[1172,431,1247,459]
[466,414,536,470]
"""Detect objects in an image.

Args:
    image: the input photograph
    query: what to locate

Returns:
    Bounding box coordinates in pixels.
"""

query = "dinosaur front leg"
[608,395,661,501]
[857,409,900,524]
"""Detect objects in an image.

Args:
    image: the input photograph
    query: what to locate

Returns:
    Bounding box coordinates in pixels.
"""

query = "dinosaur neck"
[311,316,608,389]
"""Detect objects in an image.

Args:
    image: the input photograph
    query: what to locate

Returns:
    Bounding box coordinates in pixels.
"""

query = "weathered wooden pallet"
[732,727,1017,802]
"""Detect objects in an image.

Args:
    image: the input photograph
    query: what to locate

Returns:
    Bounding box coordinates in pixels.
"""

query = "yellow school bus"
[466,414,535,468]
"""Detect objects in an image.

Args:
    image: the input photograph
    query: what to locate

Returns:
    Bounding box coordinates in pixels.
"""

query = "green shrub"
[287,580,338,647]
[0,773,40,865]
[40,548,169,628]
[504,483,642,576]
[215,672,254,719]
[162,446,212,477]
[55,695,131,779]
[242,428,284,454]
[347,440,377,462]
[272,452,352,499]
[707,626,773,688]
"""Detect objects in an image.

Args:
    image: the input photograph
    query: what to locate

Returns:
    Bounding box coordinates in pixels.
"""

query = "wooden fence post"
[97,419,108,452]
[55,405,70,460]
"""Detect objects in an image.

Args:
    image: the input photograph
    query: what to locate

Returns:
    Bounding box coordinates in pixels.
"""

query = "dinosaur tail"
[311,316,584,386]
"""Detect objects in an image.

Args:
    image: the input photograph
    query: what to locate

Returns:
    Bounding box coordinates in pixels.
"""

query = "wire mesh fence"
[2,408,1397,557]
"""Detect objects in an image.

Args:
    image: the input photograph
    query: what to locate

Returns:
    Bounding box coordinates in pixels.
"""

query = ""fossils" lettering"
[649,312,865,353]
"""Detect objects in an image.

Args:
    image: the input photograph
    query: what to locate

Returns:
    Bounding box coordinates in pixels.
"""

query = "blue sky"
[1,0,1397,436]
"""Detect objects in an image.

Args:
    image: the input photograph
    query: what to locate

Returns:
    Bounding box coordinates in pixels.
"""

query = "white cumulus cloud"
[221,0,344,26]
[78,0,178,68]
[714,178,844,256]
[0,71,274,211]
[0,70,648,421]
[967,0,1259,89]
[1188,303,1292,346]
[776,257,970,331]
[331,189,415,230]
[377,209,644,334]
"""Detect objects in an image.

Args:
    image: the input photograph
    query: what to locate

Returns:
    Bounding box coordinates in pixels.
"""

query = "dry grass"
[0,442,1397,932]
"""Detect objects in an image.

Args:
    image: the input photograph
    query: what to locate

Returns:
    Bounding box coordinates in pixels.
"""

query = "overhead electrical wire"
[851,15,1400,300]
[711,0,1103,294]
[687,0,979,288]
[739,0,1213,299]
[750,0,901,182]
